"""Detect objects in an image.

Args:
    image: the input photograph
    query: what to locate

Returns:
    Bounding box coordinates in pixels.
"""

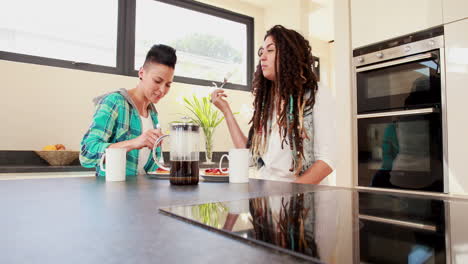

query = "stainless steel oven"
[357,109,444,192]
[354,27,447,193]
[356,49,442,113]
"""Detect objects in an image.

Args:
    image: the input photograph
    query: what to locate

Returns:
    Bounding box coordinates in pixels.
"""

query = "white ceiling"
[238,0,330,7]
[239,0,334,41]
[238,0,325,12]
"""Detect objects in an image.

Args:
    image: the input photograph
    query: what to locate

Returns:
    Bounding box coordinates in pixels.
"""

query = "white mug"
[219,148,250,183]
[99,148,126,181]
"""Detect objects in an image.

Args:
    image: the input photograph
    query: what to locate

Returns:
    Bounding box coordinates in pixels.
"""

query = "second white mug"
[99,148,126,181]
[219,148,250,183]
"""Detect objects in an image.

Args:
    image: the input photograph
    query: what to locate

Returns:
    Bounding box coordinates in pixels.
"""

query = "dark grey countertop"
[0,176,332,263]
[0,162,228,174]
[0,165,94,173]
[0,150,228,173]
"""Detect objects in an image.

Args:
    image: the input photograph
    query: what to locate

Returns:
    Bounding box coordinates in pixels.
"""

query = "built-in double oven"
[354,27,447,193]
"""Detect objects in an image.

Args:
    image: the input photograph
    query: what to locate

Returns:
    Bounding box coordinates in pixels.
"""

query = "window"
[0,0,254,91]
[0,0,118,69]
[135,0,251,87]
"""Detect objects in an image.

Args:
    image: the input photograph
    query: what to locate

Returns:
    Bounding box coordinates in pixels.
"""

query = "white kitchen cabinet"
[443,0,468,23]
[445,19,468,195]
[449,201,468,262]
[351,0,443,48]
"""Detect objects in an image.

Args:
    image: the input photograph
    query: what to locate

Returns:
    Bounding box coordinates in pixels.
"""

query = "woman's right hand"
[132,129,164,150]
[210,89,231,114]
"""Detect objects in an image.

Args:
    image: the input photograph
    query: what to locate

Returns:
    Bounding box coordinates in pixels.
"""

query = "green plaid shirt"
[80,89,161,177]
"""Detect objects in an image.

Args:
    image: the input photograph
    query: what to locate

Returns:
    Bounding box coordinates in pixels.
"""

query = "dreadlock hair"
[247,25,319,176]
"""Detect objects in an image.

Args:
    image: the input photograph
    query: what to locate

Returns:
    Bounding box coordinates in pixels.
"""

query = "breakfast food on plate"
[42,144,66,151]
[156,167,170,174]
[204,168,229,176]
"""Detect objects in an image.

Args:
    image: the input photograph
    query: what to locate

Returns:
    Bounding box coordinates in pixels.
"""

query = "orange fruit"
[42,145,57,151]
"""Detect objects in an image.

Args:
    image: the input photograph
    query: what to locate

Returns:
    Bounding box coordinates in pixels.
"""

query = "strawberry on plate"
[204,168,229,176]
[156,167,170,174]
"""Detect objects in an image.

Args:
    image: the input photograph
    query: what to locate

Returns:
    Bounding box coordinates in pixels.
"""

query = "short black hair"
[144,44,177,68]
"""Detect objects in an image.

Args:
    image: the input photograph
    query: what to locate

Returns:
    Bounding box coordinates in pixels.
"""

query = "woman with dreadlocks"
[211,25,336,184]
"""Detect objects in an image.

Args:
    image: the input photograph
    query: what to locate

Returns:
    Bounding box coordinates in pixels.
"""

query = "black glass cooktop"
[160,189,468,263]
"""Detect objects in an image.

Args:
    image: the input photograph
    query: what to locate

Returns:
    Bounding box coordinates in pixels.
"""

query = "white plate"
[200,173,229,182]
[147,171,170,179]
[147,170,229,182]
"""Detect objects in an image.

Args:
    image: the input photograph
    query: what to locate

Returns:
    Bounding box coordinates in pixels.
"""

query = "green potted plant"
[183,95,225,164]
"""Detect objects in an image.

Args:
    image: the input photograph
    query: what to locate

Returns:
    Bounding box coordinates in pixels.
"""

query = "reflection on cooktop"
[358,192,446,264]
[160,189,467,263]
[161,190,348,263]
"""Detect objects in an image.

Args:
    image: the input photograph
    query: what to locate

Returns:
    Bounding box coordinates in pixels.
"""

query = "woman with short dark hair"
[80,44,177,177]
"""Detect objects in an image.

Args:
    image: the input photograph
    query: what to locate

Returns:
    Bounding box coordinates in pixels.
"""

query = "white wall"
[308,0,335,42]
[0,59,253,151]
[309,37,333,89]
[333,0,354,188]
[263,0,310,35]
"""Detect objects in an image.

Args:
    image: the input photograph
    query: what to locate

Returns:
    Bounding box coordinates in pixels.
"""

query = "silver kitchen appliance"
[353,26,447,193]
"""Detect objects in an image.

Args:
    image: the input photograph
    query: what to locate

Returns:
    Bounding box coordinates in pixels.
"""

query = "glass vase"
[203,128,214,165]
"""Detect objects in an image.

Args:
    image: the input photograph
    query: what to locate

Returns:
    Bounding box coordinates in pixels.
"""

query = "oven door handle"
[356,52,434,72]
[359,214,437,232]
[357,107,438,119]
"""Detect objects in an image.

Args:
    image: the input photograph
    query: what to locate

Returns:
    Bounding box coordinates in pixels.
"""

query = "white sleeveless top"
[137,115,153,175]
[257,86,336,185]
[257,112,295,180]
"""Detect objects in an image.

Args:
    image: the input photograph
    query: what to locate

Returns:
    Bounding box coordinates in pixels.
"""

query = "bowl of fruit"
[35,144,79,166]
